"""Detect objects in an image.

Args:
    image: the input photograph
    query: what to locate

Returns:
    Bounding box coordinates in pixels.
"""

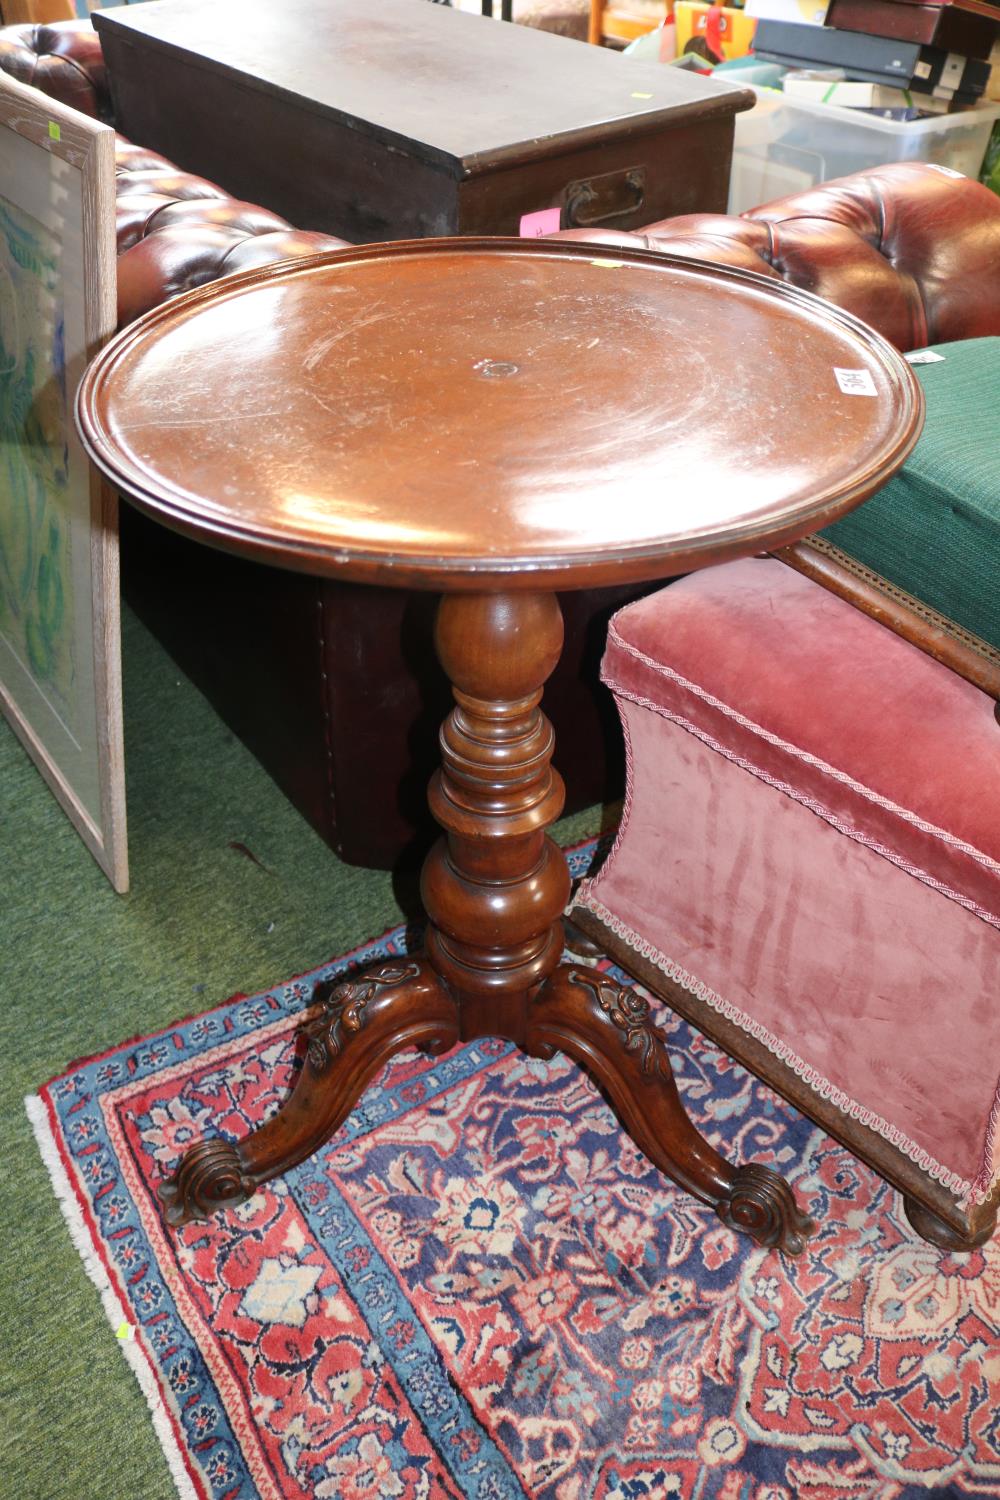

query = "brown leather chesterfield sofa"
[5,20,999,870]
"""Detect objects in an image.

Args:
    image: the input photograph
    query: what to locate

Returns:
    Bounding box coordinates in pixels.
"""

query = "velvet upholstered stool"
[572,557,1000,1251]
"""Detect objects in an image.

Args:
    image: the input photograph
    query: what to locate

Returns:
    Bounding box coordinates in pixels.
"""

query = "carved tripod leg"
[158,958,458,1226]
[527,967,816,1255]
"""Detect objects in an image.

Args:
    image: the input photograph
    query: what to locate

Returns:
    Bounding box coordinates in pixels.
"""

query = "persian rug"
[27,845,1000,1500]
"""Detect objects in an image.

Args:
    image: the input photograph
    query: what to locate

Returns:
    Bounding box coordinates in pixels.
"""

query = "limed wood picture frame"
[0,73,127,890]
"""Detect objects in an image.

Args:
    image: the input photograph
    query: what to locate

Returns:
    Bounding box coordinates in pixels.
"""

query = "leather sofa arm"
[555,162,1000,354]
[742,163,1000,348]
[554,213,927,349]
[648,163,1000,352]
[0,20,110,119]
[116,216,348,324]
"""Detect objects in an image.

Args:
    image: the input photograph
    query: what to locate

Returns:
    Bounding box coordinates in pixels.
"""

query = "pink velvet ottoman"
[572,557,1000,1250]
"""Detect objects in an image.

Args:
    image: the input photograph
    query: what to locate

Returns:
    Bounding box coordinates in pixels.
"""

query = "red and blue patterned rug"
[27,846,1000,1500]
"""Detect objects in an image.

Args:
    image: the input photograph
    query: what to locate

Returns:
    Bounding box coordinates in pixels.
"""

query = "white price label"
[905,349,946,366]
[834,367,878,397]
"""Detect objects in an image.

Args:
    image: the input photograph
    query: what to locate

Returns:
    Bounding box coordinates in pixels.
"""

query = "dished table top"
[76,239,923,591]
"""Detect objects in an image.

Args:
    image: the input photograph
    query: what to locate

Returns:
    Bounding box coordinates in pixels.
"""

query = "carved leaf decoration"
[373,965,421,986]
[569,969,670,1079]
[307,962,422,1071]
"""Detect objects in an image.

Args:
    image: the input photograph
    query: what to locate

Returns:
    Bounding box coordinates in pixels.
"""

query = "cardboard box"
[675,2,758,59]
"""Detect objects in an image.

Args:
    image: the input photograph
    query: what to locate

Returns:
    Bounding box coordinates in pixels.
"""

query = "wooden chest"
[95,0,752,240]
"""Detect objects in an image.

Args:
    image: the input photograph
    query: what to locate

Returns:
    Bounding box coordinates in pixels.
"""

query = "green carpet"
[0,606,604,1500]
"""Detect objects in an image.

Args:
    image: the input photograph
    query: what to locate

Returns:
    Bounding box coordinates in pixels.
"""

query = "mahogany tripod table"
[77,240,922,1255]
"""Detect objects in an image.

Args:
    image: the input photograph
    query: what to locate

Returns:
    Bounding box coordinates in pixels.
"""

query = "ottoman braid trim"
[581,683,1000,1207]
[576,884,998,1209]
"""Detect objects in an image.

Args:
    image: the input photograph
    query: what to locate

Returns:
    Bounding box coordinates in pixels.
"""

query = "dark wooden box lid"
[94,0,753,177]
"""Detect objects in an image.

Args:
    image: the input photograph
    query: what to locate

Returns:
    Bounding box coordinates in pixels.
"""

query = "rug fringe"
[24,1093,202,1500]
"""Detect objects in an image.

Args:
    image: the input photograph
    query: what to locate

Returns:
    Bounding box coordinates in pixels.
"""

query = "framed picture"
[0,72,127,890]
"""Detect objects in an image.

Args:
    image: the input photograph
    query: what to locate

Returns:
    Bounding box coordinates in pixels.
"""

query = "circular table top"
[77,239,923,591]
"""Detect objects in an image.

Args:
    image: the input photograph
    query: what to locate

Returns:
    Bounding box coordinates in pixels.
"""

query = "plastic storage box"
[728,87,1000,212]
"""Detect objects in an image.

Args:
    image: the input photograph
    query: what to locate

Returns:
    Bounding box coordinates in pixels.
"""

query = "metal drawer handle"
[564,167,646,228]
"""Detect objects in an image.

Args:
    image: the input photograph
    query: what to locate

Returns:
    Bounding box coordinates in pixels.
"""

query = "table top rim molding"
[76,237,924,594]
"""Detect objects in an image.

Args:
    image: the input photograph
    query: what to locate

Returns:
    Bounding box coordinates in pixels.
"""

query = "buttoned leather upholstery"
[0,24,348,326]
[112,134,349,325]
[556,163,1000,353]
[0,21,108,119]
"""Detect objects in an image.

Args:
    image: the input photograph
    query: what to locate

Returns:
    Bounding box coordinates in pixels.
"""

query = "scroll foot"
[718,1162,816,1256]
[157,1139,253,1227]
[157,956,458,1226]
[527,965,816,1256]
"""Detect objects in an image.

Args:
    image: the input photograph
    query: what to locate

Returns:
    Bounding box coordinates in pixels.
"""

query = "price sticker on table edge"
[905,349,946,366]
[834,367,878,397]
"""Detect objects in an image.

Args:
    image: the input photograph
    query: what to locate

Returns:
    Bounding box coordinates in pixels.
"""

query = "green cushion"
[822,336,1000,652]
